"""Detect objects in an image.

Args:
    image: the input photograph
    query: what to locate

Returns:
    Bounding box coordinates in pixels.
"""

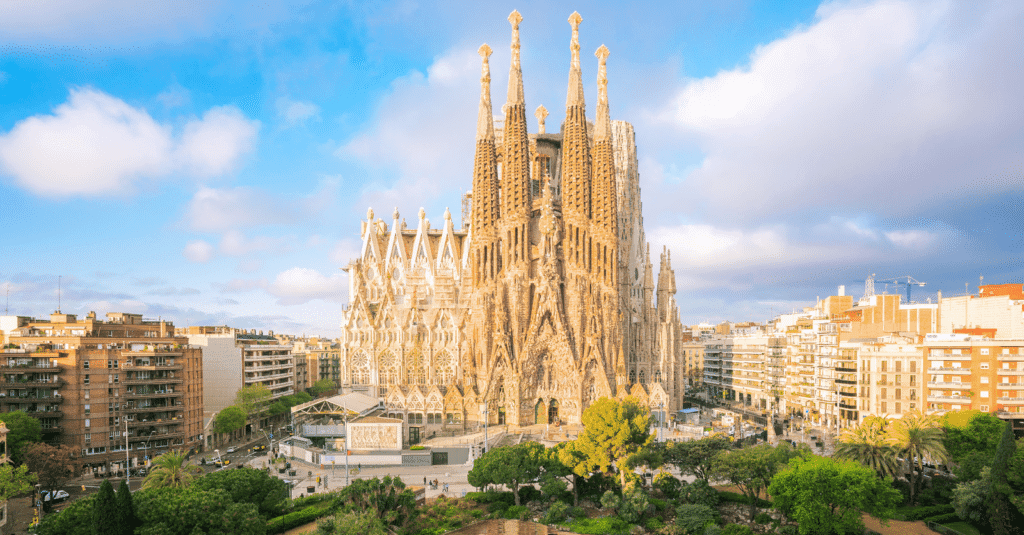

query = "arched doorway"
[548,399,559,424]
[497,406,506,425]
[534,399,547,425]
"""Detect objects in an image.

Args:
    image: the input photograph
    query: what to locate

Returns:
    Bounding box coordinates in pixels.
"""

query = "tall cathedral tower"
[341,11,683,435]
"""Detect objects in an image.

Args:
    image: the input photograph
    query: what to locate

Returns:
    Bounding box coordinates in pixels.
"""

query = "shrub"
[646,518,666,531]
[565,516,632,535]
[467,490,515,506]
[601,490,622,511]
[704,525,723,535]
[655,473,683,500]
[650,497,669,512]
[753,512,772,525]
[504,505,529,520]
[570,506,587,519]
[486,501,510,514]
[542,501,570,524]
[518,485,542,504]
[618,486,651,524]
[918,476,957,507]
[924,512,961,524]
[675,504,718,535]
[721,525,754,535]
[409,445,426,450]
[680,479,719,507]
[267,505,331,534]
[896,503,954,521]
[718,490,769,508]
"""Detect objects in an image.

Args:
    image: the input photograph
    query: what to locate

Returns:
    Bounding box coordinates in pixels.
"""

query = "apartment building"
[681,341,704,389]
[704,334,778,411]
[923,334,1024,431]
[1,312,203,474]
[940,284,1024,337]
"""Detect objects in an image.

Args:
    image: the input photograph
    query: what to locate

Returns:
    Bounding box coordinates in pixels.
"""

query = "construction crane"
[873,275,927,304]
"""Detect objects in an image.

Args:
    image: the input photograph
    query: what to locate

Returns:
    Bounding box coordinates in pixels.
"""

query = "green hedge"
[925,513,962,524]
[563,517,632,535]
[895,504,954,521]
[267,505,332,534]
[718,491,771,508]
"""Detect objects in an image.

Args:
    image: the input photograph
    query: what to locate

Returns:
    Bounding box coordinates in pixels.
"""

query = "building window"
[981,376,990,384]
[895,402,901,413]
[85,419,90,428]
[84,433,91,442]
[881,401,887,413]
[84,375,90,384]
[84,404,90,415]
[84,360,90,369]
[981,363,990,370]
[981,348,990,355]
[980,405,989,412]
[910,361,917,373]
[981,391,990,398]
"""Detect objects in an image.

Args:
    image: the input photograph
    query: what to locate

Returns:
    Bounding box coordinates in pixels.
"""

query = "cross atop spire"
[534,105,548,134]
[476,43,494,140]
[507,10,525,105]
[566,11,585,107]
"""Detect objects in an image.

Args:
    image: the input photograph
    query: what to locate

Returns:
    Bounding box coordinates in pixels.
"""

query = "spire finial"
[476,43,495,140]
[367,207,374,221]
[444,207,451,221]
[393,207,400,220]
[418,207,426,221]
[595,44,611,140]
[534,105,548,134]
[507,10,525,105]
[566,12,585,107]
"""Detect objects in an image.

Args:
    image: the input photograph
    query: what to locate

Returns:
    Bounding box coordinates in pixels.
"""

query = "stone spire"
[594,45,611,142]
[534,105,548,134]
[476,44,494,141]
[507,10,525,106]
[566,11,585,108]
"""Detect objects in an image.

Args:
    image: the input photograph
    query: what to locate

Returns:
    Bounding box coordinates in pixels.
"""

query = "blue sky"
[2,0,1023,337]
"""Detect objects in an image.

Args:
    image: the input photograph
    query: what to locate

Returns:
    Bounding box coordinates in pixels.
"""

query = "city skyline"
[2,0,1023,337]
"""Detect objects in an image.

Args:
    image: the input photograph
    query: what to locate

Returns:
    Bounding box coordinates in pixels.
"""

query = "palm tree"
[142,449,202,490]
[888,411,949,505]
[834,416,899,479]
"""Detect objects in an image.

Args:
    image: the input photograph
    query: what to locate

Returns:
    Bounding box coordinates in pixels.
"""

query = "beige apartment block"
[1,312,203,474]
[681,341,704,389]
[940,284,1024,337]
[855,338,924,422]
[704,334,780,413]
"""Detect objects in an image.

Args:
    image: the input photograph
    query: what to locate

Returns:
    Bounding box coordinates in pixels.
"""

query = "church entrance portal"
[534,400,546,425]
[497,407,506,425]
[548,399,559,424]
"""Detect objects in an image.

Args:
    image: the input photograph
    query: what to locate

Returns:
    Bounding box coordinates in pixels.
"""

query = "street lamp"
[657,402,664,442]
[479,402,489,454]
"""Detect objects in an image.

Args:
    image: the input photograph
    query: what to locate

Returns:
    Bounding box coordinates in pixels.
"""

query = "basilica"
[340,11,685,439]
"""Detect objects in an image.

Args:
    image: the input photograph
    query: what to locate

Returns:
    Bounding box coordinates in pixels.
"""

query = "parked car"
[43,490,70,503]
[226,446,237,453]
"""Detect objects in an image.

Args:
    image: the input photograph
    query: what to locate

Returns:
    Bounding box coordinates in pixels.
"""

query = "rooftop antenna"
[58,275,62,313]
[5,284,9,314]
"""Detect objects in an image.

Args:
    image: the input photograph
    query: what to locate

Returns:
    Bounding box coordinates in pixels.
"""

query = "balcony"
[127,430,183,442]
[122,376,182,386]
[997,370,1024,376]
[25,410,64,418]
[928,395,971,403]
[836,378,856,385]
[928,381,971,388]
[124,362,183,371]
[126,390,184,400]
[998,398,1024,405]
[997,383,1024,390]
[928,367,971,374]
[127,416,184,426]
[124,349,184,357]
[997,354,1024,361]
[839,402,858,410]
[928,354,971,361]
[835,366,857,373]
[0,394,65,403]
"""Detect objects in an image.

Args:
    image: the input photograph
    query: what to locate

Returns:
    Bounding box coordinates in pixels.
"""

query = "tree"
[575,396,653,487]
[663,435,731,483]
[952,466,991,526]
[143,449,202,490]
[235,384,273,431]
[133,486,267,535]
[192,466,289,518]
[713,443,802,519]
[335,476,416,529]
[547,440,592,505]
[0,462,36,501]
[24,442,82,491]
[769,456,900,535]
[942,410,1005,481]
[834,416,899,479]
[93,480,117,535]
[0,411,42,463]
[214,405,246,436]
[269,392,314,416]
[468,441,546,506]
[987,421,1024,535]
[887,411,948,505]
[310,378,336,397]
[115,479,138,535]
[34,494,96,535]
[675,503,719,535]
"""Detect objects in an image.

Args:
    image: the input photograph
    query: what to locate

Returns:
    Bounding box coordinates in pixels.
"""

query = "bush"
[891,478,912,505]
[704,525,723,535]
[601,490,622,511]
[466,490,515,506]
[646,518,665,531]
[896,503,954,521]
[680,479,719,507]
[518,485,542,504]
[542,501,570,524]
[487,501,510,514]
[924,512,961,524]
[565,516,632,535]
[578,472,616,501]
[504,505,529,520]
[917,476,957,507]
[267,505,331,534]
[570,506,587,519]
[655,473,683,500]
[753,512,772,525]
[721,525,754,535]
[675,504,718,535]
[718,490,769,508]
[409,445,426,450]
[618,486,651,524]
[650,497,669,512]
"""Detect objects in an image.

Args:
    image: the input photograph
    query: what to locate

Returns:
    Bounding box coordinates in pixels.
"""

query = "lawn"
[941,521,983,535]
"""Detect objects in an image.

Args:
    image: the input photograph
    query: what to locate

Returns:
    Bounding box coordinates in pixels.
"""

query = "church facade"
[340,11,685,438]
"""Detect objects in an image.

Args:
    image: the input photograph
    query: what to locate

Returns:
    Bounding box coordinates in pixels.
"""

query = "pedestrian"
[423,476,427,486]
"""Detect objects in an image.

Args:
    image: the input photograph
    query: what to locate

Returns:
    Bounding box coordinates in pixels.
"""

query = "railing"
[996,354,1024,361]
[997,397,1024,404]
[126,390,183,399]
[996,383,1024,389]
[928,367,970,374]
[928,381,971,388]
[997,370,1024,376]
[927,395,971,402]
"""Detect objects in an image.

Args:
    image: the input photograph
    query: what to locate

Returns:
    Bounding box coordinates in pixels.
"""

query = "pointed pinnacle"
[508,9,523,28]
[534,105,548,134]
[507,10,525,105]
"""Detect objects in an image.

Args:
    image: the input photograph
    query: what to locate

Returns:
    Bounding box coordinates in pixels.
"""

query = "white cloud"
[184,186,297,232]
[156,83,190,109]
[218,230,289,257]
[330,239,362,266]
[267,267,347,306]
[0,87,259,197]
[182,240,214,263]
[276,96,320,127]
[176,106,260,177]
[337,47,481,211]
[650,0,1024,224]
